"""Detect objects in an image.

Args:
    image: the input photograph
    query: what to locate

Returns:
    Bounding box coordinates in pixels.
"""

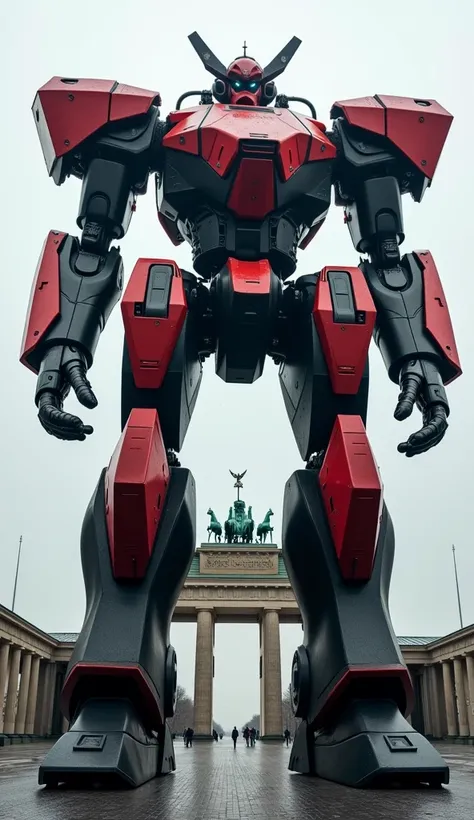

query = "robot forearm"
[21,231,123,378]
[340,173,461,387]
[360,250,461,388]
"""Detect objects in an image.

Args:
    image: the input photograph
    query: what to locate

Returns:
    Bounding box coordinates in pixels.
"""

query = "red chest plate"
[163,104,335,220]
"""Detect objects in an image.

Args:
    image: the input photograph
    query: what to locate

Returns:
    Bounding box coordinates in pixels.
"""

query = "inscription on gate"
[199,551,279,575]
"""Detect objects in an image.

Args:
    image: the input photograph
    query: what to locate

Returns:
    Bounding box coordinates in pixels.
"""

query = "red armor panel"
[163,103,335,180]
[121,258,187,390]
[227,158,275,219]
[227,258,271,293]
[61,662,162,728]
[331,95,452,178]
[319,415,383,582]
[313,266,376,395]
[109,83,162,122]
[105,408,170,581]
[414,250,462,384]
[331,96,386,135]
[33,77,160,172]
[163,106,209,156]
[20,230,64,373]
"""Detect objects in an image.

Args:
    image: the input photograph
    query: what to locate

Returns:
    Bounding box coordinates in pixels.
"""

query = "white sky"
[0,0,472,730]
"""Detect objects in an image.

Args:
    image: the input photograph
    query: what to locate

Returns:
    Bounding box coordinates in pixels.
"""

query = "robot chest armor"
[159,104,336,270]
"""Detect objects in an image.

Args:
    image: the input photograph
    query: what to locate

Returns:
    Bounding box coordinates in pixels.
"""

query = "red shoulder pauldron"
[331,95,452,179]
[33,77,161,176]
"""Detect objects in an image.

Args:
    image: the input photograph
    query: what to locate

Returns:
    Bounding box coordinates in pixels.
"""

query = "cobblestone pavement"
[0,738,473,819]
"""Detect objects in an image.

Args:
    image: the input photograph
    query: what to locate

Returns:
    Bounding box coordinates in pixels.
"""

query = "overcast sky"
[0,0,472,731]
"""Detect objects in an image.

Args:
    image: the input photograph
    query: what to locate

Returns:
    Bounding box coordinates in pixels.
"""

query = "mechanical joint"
[345,176,405,262]
[77,158,135,252]
[212,258,281,384]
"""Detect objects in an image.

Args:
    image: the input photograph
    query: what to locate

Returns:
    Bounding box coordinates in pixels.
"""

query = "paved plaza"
[0,737,473,819]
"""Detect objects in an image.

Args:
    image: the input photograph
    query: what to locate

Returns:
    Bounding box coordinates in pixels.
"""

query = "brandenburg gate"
[1,471,474,743]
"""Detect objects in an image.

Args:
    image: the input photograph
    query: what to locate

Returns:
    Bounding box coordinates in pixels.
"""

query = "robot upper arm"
[33,77,163,186]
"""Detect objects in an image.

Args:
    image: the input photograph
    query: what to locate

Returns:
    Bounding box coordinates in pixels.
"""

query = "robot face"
[226,57,263,106]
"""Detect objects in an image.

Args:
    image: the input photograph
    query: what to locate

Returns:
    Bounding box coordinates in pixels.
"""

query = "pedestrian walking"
[231,726,239,749]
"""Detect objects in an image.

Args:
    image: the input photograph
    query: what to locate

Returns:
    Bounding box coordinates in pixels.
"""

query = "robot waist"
[190,210,299,280]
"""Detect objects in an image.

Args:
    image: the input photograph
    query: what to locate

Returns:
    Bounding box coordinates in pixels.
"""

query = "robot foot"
[289,699,449,789]
[39,698,175,789]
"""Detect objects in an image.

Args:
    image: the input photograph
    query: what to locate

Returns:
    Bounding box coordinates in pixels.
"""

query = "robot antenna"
[188,31,228,82]
[262,36,302,83]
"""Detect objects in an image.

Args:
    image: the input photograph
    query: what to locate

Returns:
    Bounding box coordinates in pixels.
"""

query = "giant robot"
[20,32,461,789]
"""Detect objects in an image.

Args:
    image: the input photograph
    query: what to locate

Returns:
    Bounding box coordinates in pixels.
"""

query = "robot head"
[226,56,263,106]
[188,32,301,107]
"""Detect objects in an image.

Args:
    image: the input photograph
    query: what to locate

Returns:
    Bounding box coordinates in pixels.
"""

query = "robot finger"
[63,358,98,410]
[393,374,422,422]
[397,406,448,457]
[38,395,93,441]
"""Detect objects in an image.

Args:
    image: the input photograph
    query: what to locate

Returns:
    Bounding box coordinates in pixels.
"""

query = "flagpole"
[452,544,463,629]
[11,535,23,612]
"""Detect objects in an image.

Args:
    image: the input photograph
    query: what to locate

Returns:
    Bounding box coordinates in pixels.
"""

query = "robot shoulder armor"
[33,77,161,182]
[330,94,452,180]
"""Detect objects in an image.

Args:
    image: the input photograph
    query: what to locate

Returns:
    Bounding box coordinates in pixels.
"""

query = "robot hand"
[35,345,98,441]
[393,359,449,457]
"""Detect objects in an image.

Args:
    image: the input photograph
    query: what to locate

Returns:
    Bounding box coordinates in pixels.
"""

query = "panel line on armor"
[318,414,383,582]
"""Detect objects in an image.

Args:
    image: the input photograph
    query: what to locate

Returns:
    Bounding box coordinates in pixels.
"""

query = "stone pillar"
[465,655,474,737]
[193,609,214,740]
[44,663,57,736]
[25,656,41,734]
[260,609,283,740]
[442,660,458,737]
[34,662,47,734]
[428,665,443,738]
[420,666,432,736]
[0,642,11,733]
[37,662,55,736]
[3,647,21,734]
[15,653,32,734]
[453,657,469,737]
